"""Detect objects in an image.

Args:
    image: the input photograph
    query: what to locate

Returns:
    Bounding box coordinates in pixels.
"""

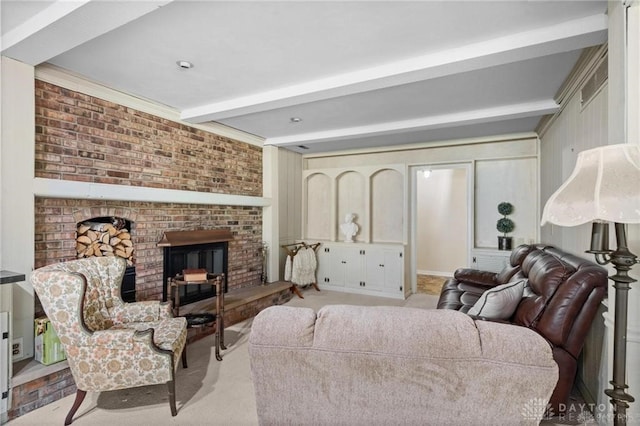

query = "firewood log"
[100,244,113,252]
[117,231,131,240]
[77,235,92,245]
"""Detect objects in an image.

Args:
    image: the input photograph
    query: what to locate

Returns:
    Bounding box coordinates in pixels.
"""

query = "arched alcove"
[337,170,365,242]
[371,168,403,243]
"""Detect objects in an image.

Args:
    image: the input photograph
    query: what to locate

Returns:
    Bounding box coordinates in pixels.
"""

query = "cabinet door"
[363,248,404,293]
[341,246,363,288]
[471,250,510,272]
[317,245,360,287]
[382,249,404,294]
[363,247,386,290]
[316,246,335,286]
[318,245,347,287]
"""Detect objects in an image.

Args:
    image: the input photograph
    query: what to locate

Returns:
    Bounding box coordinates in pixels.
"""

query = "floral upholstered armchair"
[30,256,187,425]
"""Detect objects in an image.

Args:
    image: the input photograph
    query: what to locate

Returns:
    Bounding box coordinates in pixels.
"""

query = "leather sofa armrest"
[453,268,498,286]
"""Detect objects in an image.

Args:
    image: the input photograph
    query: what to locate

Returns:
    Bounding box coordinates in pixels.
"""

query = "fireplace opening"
[76,216,136,301]
[159,229,232,307]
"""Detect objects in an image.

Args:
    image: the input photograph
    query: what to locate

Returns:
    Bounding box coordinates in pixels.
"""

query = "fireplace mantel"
[33,178,270,207]
[157,229,234,247]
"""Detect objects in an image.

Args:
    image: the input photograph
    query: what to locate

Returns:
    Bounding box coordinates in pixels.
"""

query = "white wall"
[539,48,610,418]
[416,168,467,275]
[1,57,35,361]
[475,157,538,248]
[275,148,303,280]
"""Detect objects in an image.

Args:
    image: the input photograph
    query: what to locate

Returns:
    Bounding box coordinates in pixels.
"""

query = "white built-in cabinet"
[303,164,407,299]
[316,242,405,299]
[470,248,511,273]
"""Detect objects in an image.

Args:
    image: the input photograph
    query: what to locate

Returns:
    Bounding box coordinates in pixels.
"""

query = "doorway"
[410,164,472,295]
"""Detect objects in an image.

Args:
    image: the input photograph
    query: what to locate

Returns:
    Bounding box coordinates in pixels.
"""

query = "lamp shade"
[541,144,640,227]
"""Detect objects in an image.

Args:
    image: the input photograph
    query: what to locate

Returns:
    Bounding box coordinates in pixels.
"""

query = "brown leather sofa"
[437,244,608,412]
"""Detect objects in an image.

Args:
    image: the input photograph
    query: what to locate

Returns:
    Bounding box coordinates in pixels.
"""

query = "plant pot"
[498,236,512,251]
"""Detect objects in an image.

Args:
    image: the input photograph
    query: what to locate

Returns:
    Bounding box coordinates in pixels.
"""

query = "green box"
[34,317,66,365]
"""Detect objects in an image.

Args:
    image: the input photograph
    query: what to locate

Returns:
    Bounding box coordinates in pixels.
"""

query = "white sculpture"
[340,213,359,243]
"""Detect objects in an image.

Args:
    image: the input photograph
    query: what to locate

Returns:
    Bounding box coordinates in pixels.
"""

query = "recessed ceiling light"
[176,60,194,70]
[290,117,302,123]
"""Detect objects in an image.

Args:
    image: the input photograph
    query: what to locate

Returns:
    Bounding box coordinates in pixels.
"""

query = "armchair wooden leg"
[167,379,177,416]
[181,345,188,368]
[64,389,87,425]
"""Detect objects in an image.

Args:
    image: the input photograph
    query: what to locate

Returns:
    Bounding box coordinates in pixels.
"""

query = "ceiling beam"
[181,13,607,124]
[1,0,174,65]
[264,100,559,147]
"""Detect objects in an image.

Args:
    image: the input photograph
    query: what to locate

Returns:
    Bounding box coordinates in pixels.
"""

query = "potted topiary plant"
[496,202,515,250]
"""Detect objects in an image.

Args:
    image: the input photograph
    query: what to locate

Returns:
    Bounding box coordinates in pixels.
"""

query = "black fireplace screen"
[162,241,228,306]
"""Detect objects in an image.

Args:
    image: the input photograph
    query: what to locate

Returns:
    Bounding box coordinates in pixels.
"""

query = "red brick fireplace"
[34,200,263,304]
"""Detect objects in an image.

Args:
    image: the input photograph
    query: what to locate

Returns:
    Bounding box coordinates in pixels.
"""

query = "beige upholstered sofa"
[249,305,559,426]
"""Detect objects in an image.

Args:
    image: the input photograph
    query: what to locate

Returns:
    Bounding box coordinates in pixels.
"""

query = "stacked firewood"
[76,221,134,265]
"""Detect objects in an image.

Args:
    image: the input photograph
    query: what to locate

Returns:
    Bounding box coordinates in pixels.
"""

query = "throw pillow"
[467,279,526,319]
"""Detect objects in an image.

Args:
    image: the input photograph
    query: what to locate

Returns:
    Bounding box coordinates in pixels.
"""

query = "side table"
[170,273,226,362]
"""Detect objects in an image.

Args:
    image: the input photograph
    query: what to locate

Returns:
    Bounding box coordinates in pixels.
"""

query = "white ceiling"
[1,1,608,154]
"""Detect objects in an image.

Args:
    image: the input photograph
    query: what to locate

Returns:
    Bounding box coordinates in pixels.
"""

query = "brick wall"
[33,80,264,300]
[35,81,261,195]
[8,367,76,420]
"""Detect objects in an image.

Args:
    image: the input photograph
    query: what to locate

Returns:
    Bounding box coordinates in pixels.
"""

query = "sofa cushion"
[467,279,526,319]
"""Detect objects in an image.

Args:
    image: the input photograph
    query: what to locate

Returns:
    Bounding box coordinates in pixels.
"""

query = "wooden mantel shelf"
[157,229,233,247]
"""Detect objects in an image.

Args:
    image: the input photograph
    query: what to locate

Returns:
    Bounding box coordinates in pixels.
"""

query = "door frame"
[409,162,474,294]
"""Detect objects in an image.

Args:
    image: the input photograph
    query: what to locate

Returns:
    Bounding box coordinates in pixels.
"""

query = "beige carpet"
[8,289,594,425]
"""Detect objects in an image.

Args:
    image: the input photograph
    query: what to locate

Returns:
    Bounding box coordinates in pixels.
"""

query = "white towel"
[291,247,317,286]
[284,255,293,281]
